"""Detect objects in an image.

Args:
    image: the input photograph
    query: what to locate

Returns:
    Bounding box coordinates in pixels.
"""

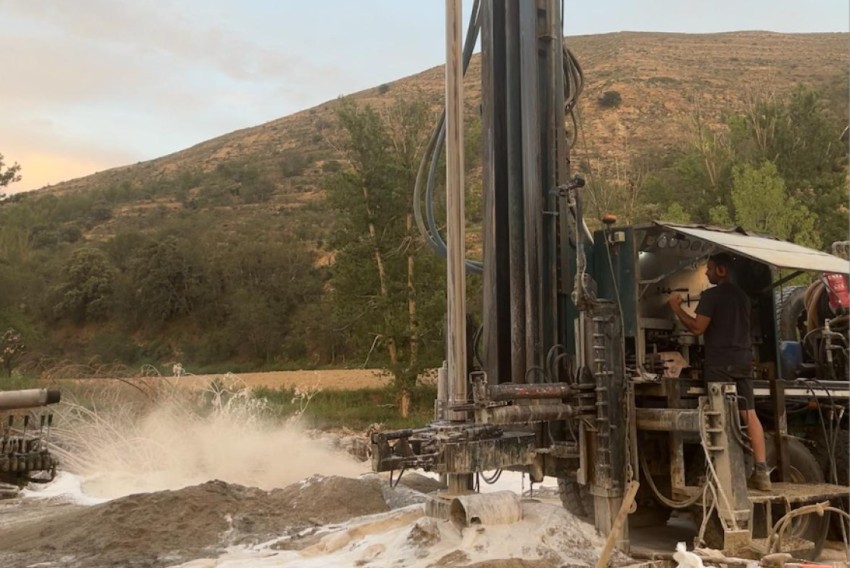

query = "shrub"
[322,160,342,174]
[598,90,622,108]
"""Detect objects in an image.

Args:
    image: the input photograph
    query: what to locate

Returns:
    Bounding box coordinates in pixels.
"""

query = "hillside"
[35,31,848,203]
[1,31,847,374]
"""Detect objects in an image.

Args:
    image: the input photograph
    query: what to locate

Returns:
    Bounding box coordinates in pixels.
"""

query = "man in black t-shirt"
[668,252,771,491]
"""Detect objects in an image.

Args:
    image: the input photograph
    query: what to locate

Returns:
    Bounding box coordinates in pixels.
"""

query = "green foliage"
[663,203,692,224]
[255,385,437,430]
[280,149,311,178]
[128,236,203,327]
[51,247,116,324]
[727,87,847,244]
[0,328,25,376]
[0,153,21,189]
[327,95,446,389]
[322,160,342,174]
[643,87,847,247]
[729,162,821,247]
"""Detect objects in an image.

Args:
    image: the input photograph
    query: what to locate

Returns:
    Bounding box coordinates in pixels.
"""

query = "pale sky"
[2,1,847,193]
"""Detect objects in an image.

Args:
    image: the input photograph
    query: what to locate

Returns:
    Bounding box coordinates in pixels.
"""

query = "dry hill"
[25,31,850,239]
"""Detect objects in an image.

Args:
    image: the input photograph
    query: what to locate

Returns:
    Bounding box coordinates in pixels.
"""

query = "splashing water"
[49,379,367,500]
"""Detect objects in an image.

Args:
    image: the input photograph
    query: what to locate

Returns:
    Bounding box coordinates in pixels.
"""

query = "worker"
[668,252,772,491]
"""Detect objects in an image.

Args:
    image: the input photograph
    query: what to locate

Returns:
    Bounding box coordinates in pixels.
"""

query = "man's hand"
[668,294,683,310]
[668,294,711,336]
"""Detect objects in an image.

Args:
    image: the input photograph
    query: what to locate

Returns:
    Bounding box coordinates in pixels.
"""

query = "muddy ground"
[0,473,622,568]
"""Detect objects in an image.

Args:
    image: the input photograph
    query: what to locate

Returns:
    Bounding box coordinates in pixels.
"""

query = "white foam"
[21,471,106,505]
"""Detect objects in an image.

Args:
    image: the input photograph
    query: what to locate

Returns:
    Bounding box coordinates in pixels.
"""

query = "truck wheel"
[557,478,593,521]
[557,477,671,528]
[809,427,850,486]
[776,286,808,341]
[760,435,829,560]
[808,427,850,540]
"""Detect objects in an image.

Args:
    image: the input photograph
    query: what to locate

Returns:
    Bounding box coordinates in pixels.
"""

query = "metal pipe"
[505,0,526,383]
[445,0,468,418]
[481,402,577,424]
[481,0,512,385]
[0,389,61,410]
[488,382,573,401]
[519,0,543,375]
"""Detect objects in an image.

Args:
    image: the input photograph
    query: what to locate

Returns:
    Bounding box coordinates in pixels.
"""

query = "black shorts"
[703,365,754,410]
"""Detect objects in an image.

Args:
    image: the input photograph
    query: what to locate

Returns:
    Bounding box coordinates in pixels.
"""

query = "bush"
[378,83,391,95]
[280,150,311,178]
[322,160,342,174]
[598,90,622,108]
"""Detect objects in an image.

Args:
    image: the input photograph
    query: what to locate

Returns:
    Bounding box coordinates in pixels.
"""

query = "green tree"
[0,154,21,189]
[327,95,445,401]
[0,328,24,376]
[129,236,203,327]
[52,247,116,324]
[728,87,847,244]
[725,162,821,247]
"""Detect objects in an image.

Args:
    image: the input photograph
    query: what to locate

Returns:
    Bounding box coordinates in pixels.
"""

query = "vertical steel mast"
[481,0,569,385]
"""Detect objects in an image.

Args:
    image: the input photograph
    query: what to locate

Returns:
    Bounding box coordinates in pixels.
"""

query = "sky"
[2,0,848,193]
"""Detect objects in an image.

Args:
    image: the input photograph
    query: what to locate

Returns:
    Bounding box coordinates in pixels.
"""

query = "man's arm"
[668,294,711,336]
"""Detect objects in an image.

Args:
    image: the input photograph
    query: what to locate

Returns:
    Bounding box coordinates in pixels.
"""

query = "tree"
[0,328,24,376]
[643,88,847,245]
[52,247,117,324]
[129,236,202,327]
[0,153,21,189]
[728,87,847,244]
[326,95,446,406]
[719,162,821,248]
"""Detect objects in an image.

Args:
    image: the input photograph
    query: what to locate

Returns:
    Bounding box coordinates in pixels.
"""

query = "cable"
[525,366,549,383]
[413,0,484,274]
[480,469,502,484]
[639,451,706,509]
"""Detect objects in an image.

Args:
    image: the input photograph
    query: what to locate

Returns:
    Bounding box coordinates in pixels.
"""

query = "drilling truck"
[371,0,850,560]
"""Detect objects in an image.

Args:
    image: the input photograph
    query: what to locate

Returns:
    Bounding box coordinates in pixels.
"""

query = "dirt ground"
[61,369,393,393]
[0,475,415,567]
[0,472,627,568]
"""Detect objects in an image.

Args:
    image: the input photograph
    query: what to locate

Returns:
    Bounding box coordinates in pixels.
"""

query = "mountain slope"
[35,31,847,203]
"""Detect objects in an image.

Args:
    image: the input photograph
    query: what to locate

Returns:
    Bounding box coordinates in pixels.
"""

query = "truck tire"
[557,477,671,528]
[557,478,593,521]
[808,427,849,540]
[809,427,850,486]
[776,286,808,342]
[760,435,829,560]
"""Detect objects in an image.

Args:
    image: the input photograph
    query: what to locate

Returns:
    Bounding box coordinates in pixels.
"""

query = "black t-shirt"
[695,282,752,367]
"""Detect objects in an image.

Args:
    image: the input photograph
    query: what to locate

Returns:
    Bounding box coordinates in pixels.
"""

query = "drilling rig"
[371,0,850,560]
[0,388,60,489]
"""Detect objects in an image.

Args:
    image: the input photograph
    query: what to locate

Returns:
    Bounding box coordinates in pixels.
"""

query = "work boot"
[748,462,772,491]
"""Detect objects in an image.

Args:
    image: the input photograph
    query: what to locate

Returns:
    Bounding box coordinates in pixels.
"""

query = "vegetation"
[597,91,622,108]
[0,62,845,404]
[0,154,22,191]
[255,384,437,430]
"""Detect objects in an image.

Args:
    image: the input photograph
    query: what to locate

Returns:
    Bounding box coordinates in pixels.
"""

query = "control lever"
[657,287,700,305]
[657,287,688,294]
